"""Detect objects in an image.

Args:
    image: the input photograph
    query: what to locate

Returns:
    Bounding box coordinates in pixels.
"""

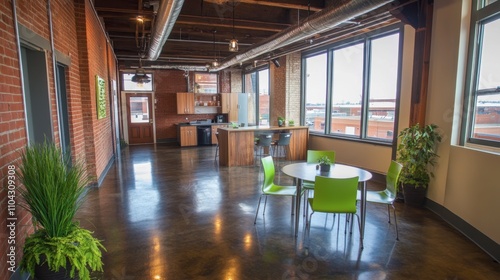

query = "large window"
[122,72,153,91]
[304,53,327,132]
[303,27,401,142]
[243,67,270,125]
[464,2,500,147]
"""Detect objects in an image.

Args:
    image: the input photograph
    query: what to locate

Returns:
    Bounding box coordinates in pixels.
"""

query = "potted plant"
[278,116,285,127]
[18,141,105,280]
[396,123,442,205]
[317,155,332,172]
[288,120,295,126]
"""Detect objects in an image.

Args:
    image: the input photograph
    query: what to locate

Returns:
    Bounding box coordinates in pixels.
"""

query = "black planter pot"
[34,257,77,280]
[402,183,427,206]
[319,164,330,172]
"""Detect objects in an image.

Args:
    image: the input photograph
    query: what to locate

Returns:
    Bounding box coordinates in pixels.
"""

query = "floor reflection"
[77,144,500,279]
[128,160,159,223]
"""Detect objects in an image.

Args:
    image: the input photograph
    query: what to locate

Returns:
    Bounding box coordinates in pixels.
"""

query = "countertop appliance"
[197,126,211,146]
[215,115,225,123]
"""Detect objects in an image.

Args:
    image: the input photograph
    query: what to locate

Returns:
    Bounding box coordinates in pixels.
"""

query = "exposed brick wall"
[153,70,230,142]
[219,70,231,93]
[229,69,242,93]
[0,1,118,278]
[285,53,302,123]
[0,1,30,277]
[75,0,114,181]
[269,54,302,126]
[270,59,287,126]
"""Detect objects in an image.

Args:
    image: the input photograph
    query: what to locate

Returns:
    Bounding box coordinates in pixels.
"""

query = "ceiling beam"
[203,0,322,12]
[175,20,283,32]
[176,15,289,32]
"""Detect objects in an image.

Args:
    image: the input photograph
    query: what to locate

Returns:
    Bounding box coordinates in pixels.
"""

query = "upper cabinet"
[220,93,239,122]
[176,92,195,114]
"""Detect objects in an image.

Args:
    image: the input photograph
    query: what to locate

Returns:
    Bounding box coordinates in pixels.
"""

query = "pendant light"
[212,30,219,67]
[228,0,238,52]
[131,58,150,84]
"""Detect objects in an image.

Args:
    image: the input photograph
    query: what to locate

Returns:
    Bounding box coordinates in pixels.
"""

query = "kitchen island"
[217,126,309,166]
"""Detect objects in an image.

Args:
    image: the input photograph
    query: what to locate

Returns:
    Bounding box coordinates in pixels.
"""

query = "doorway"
[55,64,72,160]
[126,93,154,144]
[20,46,53,144]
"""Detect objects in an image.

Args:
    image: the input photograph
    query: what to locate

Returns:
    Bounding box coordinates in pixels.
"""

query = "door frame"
[121,91,156,144]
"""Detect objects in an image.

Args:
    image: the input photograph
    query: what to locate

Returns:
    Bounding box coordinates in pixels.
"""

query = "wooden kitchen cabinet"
[179,126,197,146]
[220,93,239,122]
[177,92,195,114]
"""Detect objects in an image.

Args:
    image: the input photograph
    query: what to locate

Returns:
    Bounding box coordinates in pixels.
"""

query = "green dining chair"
[358,160,403,240]
[254,156,298,224]
[306,176,362,248]
[303,150,336,206]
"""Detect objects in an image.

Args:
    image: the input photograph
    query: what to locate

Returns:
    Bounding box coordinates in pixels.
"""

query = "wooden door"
[127,93,154,144]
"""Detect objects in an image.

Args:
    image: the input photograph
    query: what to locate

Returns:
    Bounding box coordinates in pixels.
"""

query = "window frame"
[121,71,154,92]
[194,72,219,93]
[242,65,270,126]
[461,0,500,148]
[301,24,403,145]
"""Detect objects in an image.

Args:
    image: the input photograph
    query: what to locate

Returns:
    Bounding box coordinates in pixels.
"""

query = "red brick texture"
[270,53,301,126]
[0,1,117,278]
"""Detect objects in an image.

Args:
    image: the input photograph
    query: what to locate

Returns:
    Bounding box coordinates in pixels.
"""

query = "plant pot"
[402,183,427,206]
[34,256,77,280]
[278,120,284,127]
[319,164,330,172]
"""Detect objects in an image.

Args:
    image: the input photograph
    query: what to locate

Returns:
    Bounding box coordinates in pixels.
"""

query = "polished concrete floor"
[77,144,500,280]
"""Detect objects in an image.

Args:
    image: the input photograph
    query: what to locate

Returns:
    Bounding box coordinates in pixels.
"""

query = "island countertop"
[217,126,309,166]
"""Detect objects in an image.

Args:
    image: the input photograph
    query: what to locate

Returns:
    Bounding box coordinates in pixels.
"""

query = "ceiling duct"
[149,65,209,72]
[147,0,185,61]
[210,0,394,72]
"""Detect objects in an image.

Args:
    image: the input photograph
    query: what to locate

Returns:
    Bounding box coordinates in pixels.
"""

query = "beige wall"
[309,137,393,173]
[426,0,500,243]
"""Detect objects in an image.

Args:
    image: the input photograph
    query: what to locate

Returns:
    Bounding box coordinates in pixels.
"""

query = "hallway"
[77,144,500,279]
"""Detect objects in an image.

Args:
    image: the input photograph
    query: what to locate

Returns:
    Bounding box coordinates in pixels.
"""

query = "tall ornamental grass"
[18,142,89,237]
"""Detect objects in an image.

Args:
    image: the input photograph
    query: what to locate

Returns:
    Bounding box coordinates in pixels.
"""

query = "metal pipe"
[147,0,185,60]
[11,0,30,144]
[48,0,63,148]
[149,65,208,71]
[211,0,394,71]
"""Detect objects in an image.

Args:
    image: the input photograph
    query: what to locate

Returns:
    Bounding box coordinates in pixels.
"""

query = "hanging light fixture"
[212,30,219,67]
[131,58,151,84]
[228,0,238,52]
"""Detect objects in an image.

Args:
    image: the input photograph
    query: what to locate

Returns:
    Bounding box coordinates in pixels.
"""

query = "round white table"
[281,162,372,238]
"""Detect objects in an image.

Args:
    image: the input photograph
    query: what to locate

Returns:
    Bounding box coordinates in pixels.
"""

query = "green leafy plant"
[317,155,332,166]
[396,123,442,187]
[288,120,295,126]
[21,226,104,279]
[17,141,105,279]
[278,116,285,127]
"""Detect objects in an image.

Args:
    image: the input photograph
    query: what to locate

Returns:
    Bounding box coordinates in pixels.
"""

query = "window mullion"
[325,49,334,134]
[360,40,370,139]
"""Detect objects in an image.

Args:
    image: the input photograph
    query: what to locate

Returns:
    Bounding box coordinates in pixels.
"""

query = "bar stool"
[255,133,273,164]
[214,132,219,161]
[271,132,292,166]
